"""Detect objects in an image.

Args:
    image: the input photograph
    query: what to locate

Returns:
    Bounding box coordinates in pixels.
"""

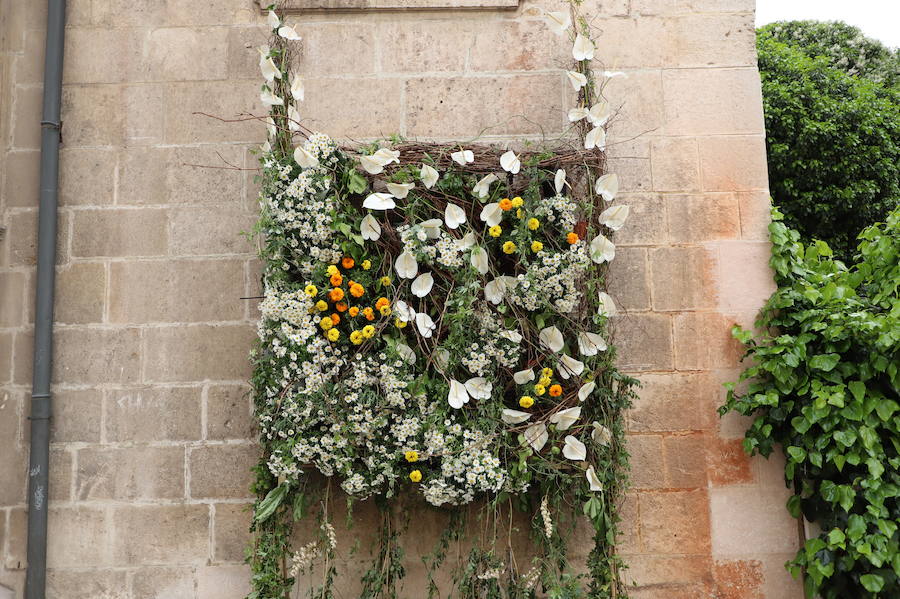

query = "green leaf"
[809,353,841,372]
[787,446,807,462]
[255,484,289,522]
[860,574,884,592]
[847,514,866,542]
[848,380,866,402]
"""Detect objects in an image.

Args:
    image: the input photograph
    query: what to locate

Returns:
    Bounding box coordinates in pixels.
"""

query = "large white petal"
[265,116,276,138]
[373,148,400,164]
[451,149,474,166]
[592,422,612,446]
[395,251,418,279]
[589,233,615,264]
[524,423,548,452]
[554,169,567,195]
[458,231,476,251]
[501,409,532,425]
[572,33,595,61]
[363,192,396,210]
[538,326,564,353]
[415,312,436,338]
[599,204,630,231]
[394,300,416,323]
[293,145,319,168]
[500,150,520,174]
[433,348,450,370]
[545,10,571,35]
[386,182,415,199]
[513,368,535,385]
[578,381,596,402]
[360,214,381,241]
[260,56,280,82]
[290,75,305,101]
[464,377,492,400]
[397,343,416,364]
[484,278,506,304]
[267,10,281,29]
[558,354,585,379]
[421,218,442,239]
[577,332,607,356]
[585,127,606,151]
[594,173,619,202]
[601,70,627,79]
[260,88,284,106]
[568,107,589,123]
[444,203,466,229]
[411,272,434,298]
[473,173,498,198]
[588,101,611,127]
[598,292,617,317]
[420,164,439,189]
[278,24,302,41]
[470,246,489,275]
[562,435,587,460]
[479,203,503,227]
[566,70,588,91]
[288,105,301,132]
[360,154,386,174]
[448,380,470,409]
[550,407,582,431]
[586,465,603,491]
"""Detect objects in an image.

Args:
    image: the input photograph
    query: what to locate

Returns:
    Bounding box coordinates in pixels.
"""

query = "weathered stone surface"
[649,246,718,311]
[213,503,253,562]
[142,324,255,382]
[641,489,711,554]
[54,262,106,324]
[188,444,258,499]
[71,208,168,258]
[106,386,202,442]
[207,384,255,440]
[75,446,185,501]
[131,567,195,599]
[49,389,102,443]
[111,505,209,565]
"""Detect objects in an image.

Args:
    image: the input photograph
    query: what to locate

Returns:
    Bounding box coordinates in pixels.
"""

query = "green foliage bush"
[757,30,900,260]
[722,207,899,598]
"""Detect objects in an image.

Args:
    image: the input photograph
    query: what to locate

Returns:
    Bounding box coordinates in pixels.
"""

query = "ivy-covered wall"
[0,0,800,597]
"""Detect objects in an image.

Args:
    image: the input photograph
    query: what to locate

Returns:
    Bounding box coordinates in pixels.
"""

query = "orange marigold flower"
[335,302,348,312]
[566,232,579,245]
[342,257,355,269]
[350,283,365,298]
[348,306,359,317]
[499,198,513,211]
[375,297,390,311]
[363,307,375,321]
[330,313,340,325]
[548,384,563,397]
[330,273,343,287]
[329,287,345,302]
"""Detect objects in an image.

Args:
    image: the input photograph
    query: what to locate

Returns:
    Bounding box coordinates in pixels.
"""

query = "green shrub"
[721,207,899,598]
[758,33,900,260]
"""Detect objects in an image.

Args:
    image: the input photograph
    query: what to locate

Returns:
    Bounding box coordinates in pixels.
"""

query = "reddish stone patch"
[707,436,754,486]
[713,559,764,599]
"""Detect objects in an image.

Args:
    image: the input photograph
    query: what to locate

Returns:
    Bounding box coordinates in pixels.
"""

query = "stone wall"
[0,0,802,597]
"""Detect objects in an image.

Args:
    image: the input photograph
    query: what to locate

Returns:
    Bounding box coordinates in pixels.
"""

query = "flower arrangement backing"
[248,4,638,598]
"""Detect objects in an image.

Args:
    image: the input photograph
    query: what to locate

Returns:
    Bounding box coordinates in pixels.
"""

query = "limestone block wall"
[0,0,802,597]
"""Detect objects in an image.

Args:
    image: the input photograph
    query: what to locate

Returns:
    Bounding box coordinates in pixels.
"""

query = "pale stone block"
[299,77,404,138]
[54,262,105,324]
[207,384,255,441]
[12,330,34,385]
[610,193,667,246]
[624,554,712,587]
[759,552,804,599]
[71,208,168,257]
[118,146,167,204]
[59,147,117,206]
[666,194,741,242]
[0,271,26,327]
[1,150,40,207]
[111,504,209,565]
[148,28,229,81]
[12,85,42,149]
[106,386,202,442]
[170,205,256,256]
[406,74,563,138]
[14,30,46,85]
[627,372,717,432]
[166,0,246,26]
[0,332,13,385]
[49,389,102,443]
[592,17,666,69]
[123,84,165,145]
[640,489,711,554]
[164,80,264,144]
[663,14,756,68]
[378,19,472,73]
[469,19,567,71]
[604,70,664,140]
[196,565,251,599]
[213,503,252,563]
[710,485,800,556]
[712,241,776,312]
[298,22,377,76]
[663,68,764,136]
[616,492,641,555]
[626,434,666,489]
[699,135,769,191]
[605,157,652,193]
[650,137,700,192]
[673,312,744,371]
[132,567,195,599]
[91,0,166,27]
[46,507,110,567]
[63,28,150,84]
[0,395,26,505]
[49,448,73,502]
[649,246,717,311]
[75,446,185,501]
[5,508,27,570]
[53,327,141,384]
[142,324,255,382]
[108,259,246,323]
[664,433,708,488]
[46,569,129,599]
[737,191,772,241]
[631,0,755,16]
[60,85,125,147]
[165,145,245,205]
[707,435,755,486]
[226,25,269,80]
[188,444,258,499]
[607,246,650,311]
[612,312,673,371]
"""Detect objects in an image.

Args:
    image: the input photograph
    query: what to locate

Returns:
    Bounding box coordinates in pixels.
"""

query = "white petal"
[554,169,567,195]
[594,173,619,203]
[451,149,474,166]
[257,44,271,58]
[415,312,436,338]
[360,214,381,241]
[589,234,615,264]
[598,292,617,317]
[267,10,281,29]
[479,203,503,227]
[444,203,466,229]
[538,326,564,353]
[360,154,387,174]
[578,332,607,357]
[385,182,415,199]
[599,204,630,230]
[260,89,284,106]
[464,377,492,400]
[502,329,522,344]
[568,107,589,122]
[578,381,596,402]
[411,272,434,298]
[473,173,498,198]
[484,278,506,304]
[260,57,280,82]
[397,343,416,364]
[591,422,612,446]
[362,192,396,210]
[458,232,476,251]
[558,355,585,379]
[586,465,603,491]
[601,70,627,79]
[421,218,442,239]
[524,423,548,452]
[500,150,520,174]
[544,10,571,35]
[550,407,582,431]
[420,164,439,189]
[562,435,587,460]
[433,348,450,370]
[572,33,595,61]
[513,368,535,385]
[278,24,301,41]
[288,105,301,132]
[373,148,400,164]
[502,409,532,425]
[265,116,276,138]
[293,145,319,168]
[585,127,606,151]
[470,246,489,275]
[290,75,305,102]
[566,70,588,91]
[394,300,416,323]
[260,140,271,153]
[394,251,418,279]
[448,380,470,409]
[588,101,611,127]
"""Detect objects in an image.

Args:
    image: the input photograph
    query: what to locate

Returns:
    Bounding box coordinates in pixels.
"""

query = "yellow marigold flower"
[489,225,502,237]
[362,260,372,270]
[409,470,422,483]
[315,300,328,312]
[502,241,517,254]
[566,232,580,244]
[538,376,551,387]
[362,325,376,339]
[549,384,563,397]
[363,307,375,321]
[541,367,553,378]
[327,328,340,342]
[319,317,334,331]
[304,284,318,297]
[379,305,391,317]
[516,208,523,219]
[499,198,513,211]
[349,306,360,317]
[330,313,340,325]
[533,384,546,396]
[511,196,524,208]
[380,276,391,286]
[330,273,343,287]
[519,396,535,409]
[326,265,338,275]
[404,450,419,463]
[350,330,364,345]
[527,218,540,231]
[329,287,345,302]
[375,297,390,311]
[350,283,365,298]
[395,318,407,328]
[531,241,544,252]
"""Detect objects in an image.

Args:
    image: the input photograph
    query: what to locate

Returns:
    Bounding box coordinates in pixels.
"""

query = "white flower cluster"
[507,244,591,313]
[421,423,505,506]
[534,193,578,231]
[460,309,522,376]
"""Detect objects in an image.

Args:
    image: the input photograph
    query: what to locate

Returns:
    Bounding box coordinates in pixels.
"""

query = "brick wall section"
[0,0,801,597]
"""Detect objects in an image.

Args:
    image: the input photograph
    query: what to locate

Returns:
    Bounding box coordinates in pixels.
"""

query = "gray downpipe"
[25,1,66,597]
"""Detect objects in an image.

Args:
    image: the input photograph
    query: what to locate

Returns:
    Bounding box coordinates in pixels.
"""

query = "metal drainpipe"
[25,1,66,597]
